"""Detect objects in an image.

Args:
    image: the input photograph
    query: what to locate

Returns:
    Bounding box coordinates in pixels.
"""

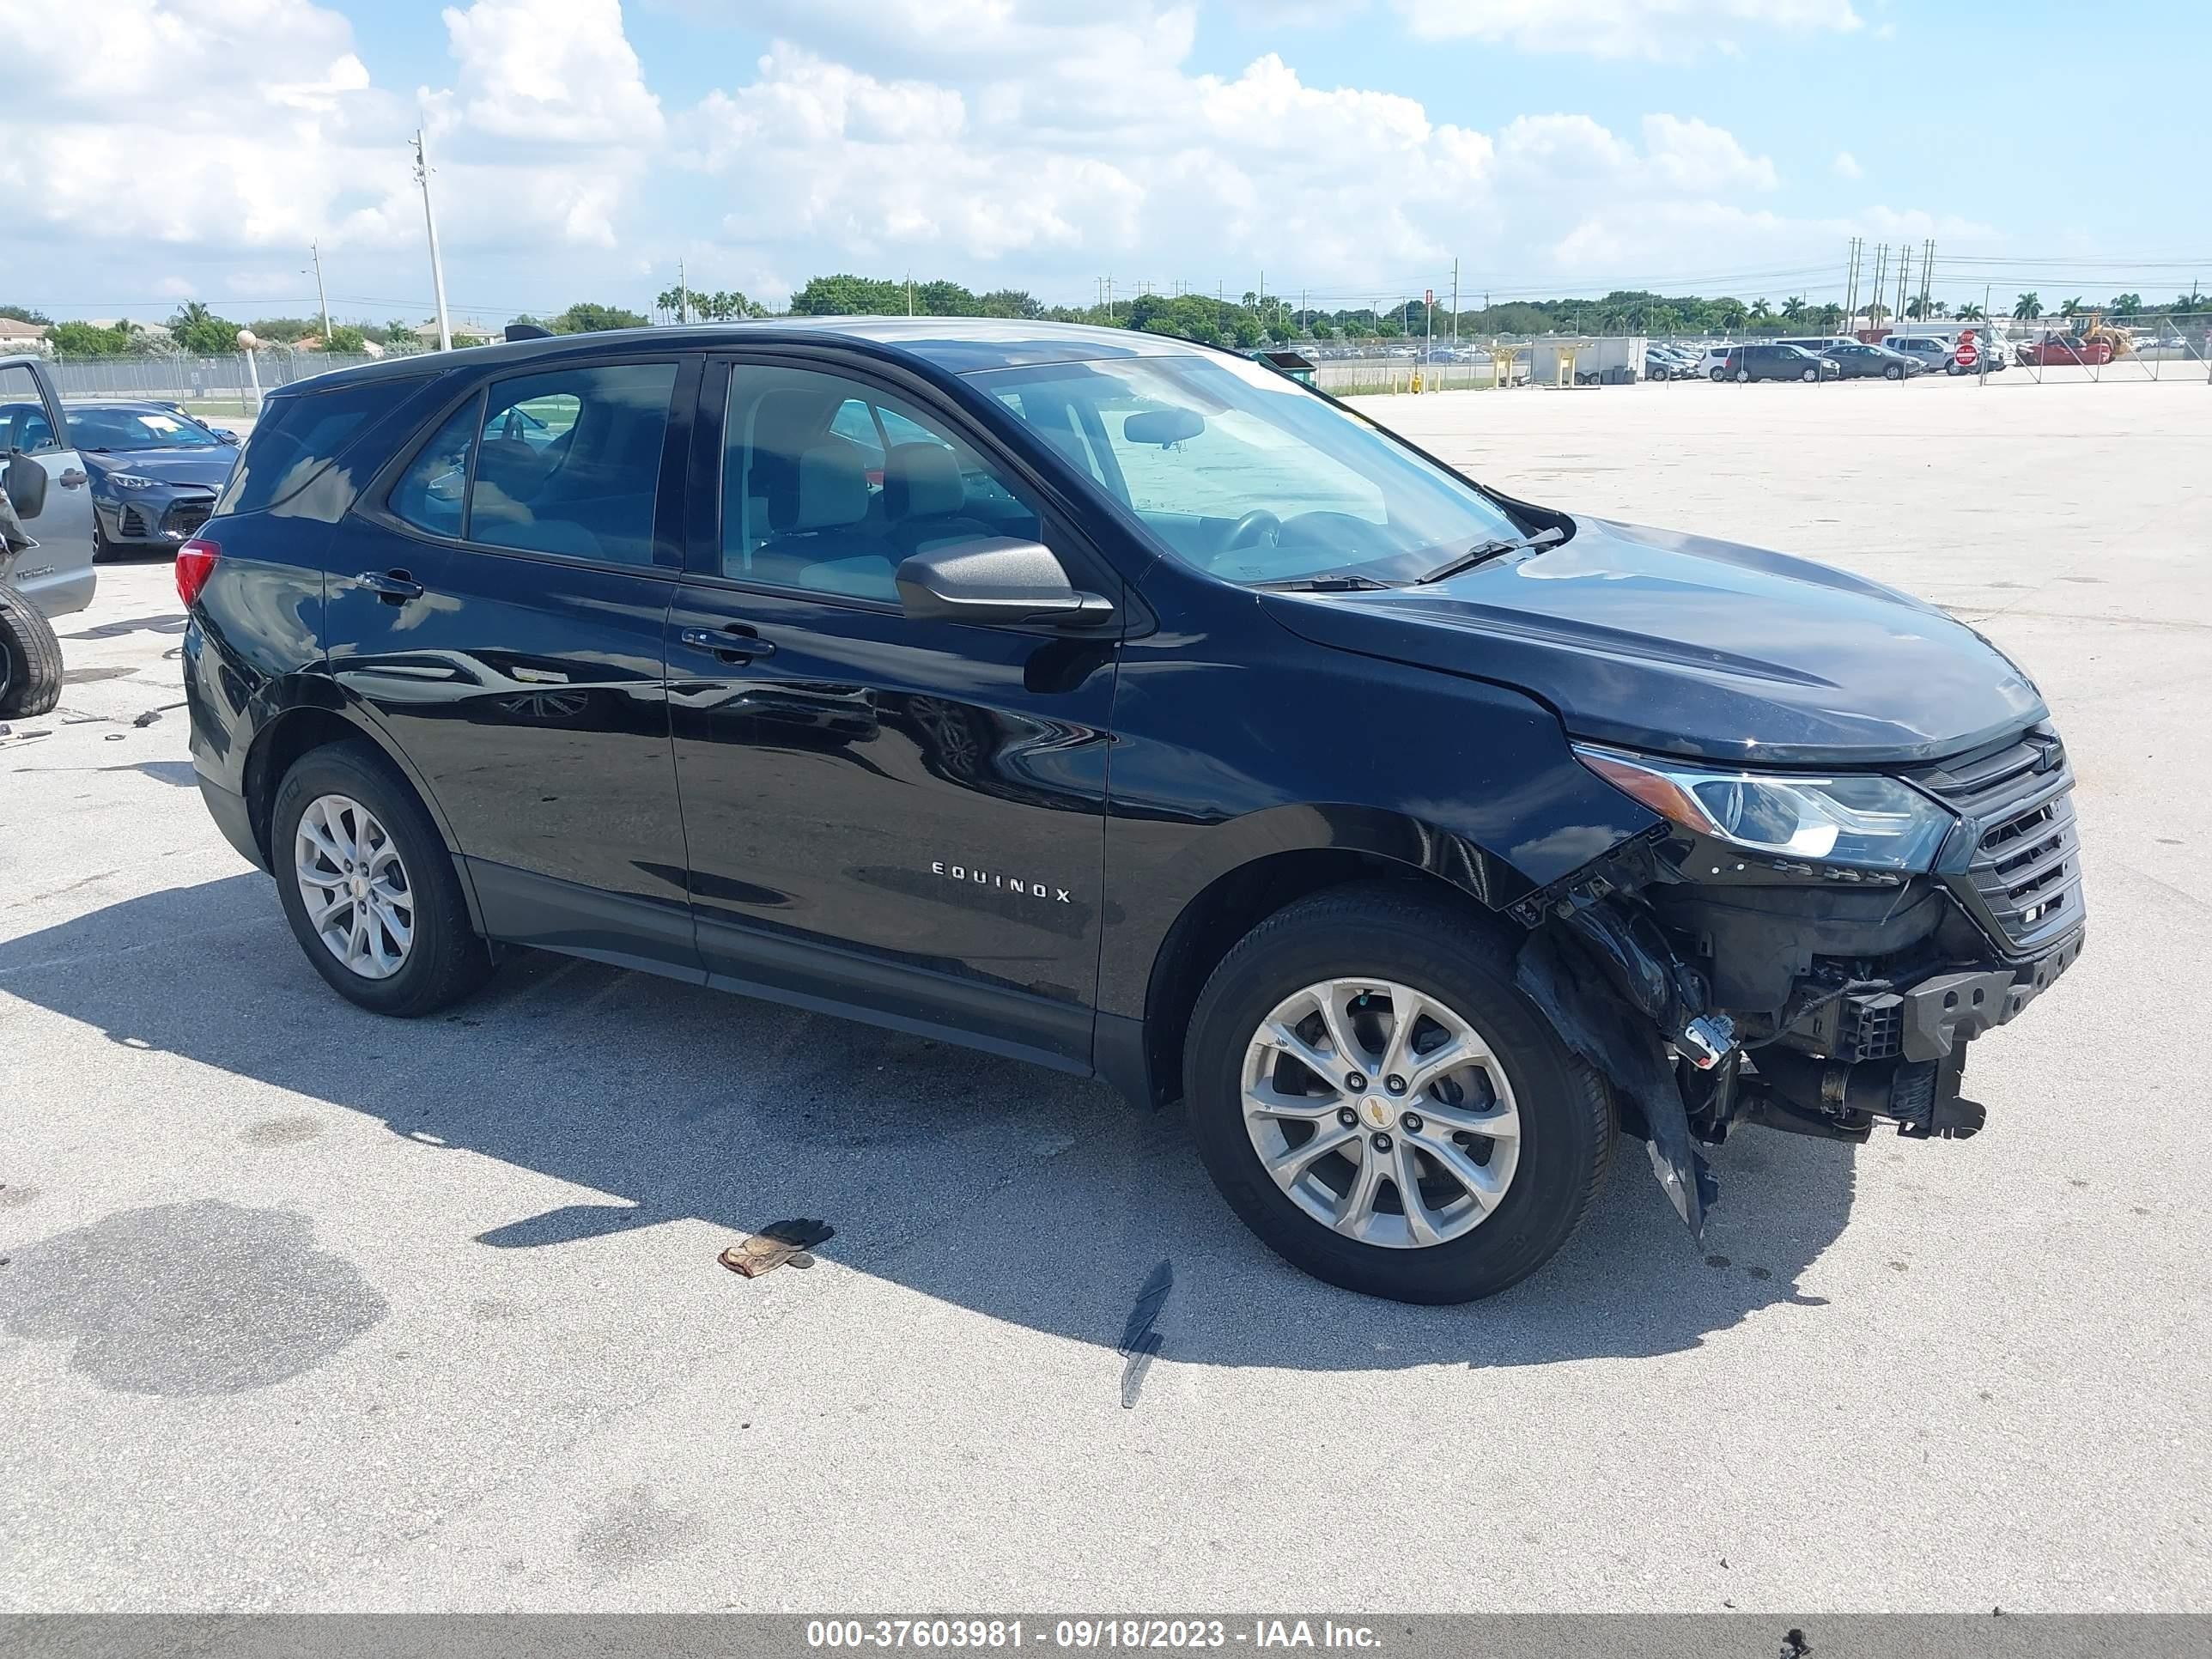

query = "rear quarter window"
[216,375,431,520]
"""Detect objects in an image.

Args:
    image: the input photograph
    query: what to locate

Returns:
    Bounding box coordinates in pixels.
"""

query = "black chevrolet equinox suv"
[182,320,2085,1303]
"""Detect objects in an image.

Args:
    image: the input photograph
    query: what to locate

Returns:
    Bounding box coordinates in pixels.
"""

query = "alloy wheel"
[1240,978,1521,1249]
[294,793,414,980]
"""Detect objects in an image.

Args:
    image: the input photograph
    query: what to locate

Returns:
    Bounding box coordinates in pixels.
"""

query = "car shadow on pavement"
[3,874,1857,1373]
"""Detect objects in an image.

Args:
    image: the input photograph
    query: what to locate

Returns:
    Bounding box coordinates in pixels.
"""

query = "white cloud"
[1395,0,1862,59]
[0,0,1969,320]
[441,0,663,146]
[1833,149,1863,179]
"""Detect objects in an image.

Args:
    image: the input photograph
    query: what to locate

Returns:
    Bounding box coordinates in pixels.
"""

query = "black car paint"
[183,321,2078,1236]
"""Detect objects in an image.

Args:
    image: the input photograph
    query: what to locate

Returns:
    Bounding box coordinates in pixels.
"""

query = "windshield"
[969,351,1527,586]
[71,406,224,452]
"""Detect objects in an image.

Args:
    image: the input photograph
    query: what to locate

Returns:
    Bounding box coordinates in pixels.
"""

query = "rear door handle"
[358,569,425,603]
[681,625,775,663]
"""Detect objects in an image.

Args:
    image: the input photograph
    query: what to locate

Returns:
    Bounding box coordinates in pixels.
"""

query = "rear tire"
[0,580,62,720]
[271,739,494,1017]
[1183,883,1614,1304]
[1735,368,1751,383]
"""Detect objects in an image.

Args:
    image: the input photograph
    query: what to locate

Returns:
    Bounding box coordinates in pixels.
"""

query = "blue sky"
[7,1,2207,328]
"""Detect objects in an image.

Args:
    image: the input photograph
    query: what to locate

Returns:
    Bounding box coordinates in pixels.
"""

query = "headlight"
[105,472,158,490]
[1573,744,1953,872]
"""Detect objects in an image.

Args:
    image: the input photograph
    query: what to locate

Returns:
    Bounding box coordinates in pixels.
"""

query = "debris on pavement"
[720,1218,835,1279]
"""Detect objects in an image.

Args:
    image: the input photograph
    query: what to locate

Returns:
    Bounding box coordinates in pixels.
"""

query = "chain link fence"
[47,352,390,413]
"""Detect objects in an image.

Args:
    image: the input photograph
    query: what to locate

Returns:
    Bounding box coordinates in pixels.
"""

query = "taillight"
[176,538,220,607]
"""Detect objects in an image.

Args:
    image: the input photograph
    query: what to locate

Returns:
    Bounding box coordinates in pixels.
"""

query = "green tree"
[1780,295,1807,323]
[168,301,242,355]
[1956,302,1985,321]
[0,305,53,325]
[654,284,692,320]
[2013,291,2042,319]
[323,324,368,352]
[246,316,319,344]
[976,289,1045,319]
[551,302,649,334]
[2108,293,2142,314]
[1747,299,1773,326]
[2057,296,2084,319]
[49,320,137,357]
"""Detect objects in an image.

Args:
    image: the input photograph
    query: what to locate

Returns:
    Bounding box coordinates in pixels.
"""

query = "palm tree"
[1780,295,1807,323]
[2013,292,2042,320]
[1957,302,1985,321]
[1747,298,1773,325]
[2058,296,2084,319]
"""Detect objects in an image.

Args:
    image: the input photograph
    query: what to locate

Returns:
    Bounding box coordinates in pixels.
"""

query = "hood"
[82,447,237,489]
[1261,516,2045,766]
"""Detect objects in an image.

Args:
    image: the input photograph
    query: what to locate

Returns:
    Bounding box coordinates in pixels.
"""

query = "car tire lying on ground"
[0,579,63,720]
[1183,881,1615,1304]
[272,739,495,1018]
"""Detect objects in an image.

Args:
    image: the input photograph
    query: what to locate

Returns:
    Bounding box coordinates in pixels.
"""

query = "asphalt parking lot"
[3,375,2207,1613]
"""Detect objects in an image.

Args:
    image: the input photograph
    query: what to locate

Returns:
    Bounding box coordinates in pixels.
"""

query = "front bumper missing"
[1516,876,2086,1240]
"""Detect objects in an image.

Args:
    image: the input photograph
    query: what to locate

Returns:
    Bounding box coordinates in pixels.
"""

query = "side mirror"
[5,452,48,520]
[896,538,1115,629]
[1122,408,1203,447]
[216,428,240,446]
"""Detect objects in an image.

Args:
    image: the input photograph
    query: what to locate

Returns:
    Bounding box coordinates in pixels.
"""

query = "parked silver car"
[0,355,96,717]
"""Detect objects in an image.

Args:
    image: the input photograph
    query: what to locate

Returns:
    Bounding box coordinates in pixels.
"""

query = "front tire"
[1885,363,1904,380]
[0,580,62,720]
[1735,368,1752,383]
[271,740,493,1017]
[1802,367,1819,382]
[1183,884,1613,1304]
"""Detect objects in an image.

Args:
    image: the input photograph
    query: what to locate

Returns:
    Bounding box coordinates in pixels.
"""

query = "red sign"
[1954,334,1979,368]
[1425,289,1435,307]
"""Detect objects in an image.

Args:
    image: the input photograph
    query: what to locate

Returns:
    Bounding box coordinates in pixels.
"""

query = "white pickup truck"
[1,353,96,717]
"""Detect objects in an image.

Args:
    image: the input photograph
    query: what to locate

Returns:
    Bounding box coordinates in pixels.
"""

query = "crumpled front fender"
[1516,925,1717,1238]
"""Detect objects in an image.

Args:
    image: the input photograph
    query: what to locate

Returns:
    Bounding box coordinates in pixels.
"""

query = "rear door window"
[468,362,677,566]
[217,375,429,517]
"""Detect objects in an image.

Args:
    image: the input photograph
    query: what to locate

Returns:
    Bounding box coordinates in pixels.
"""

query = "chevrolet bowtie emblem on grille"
[931,860,1073,903]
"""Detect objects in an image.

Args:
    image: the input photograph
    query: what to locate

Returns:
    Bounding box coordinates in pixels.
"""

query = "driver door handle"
[58,469,87,488]
[682,625,775,663]
[357,569,425,603]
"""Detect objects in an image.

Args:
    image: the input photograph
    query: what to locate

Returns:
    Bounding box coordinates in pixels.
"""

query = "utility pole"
[307,243,332,345]
[1897,246,1914,322]
[1451,259,1460,345]
[906,272,914,317]
[678,257,689,324]
[1843,237,1859,329]
[412,129,452,353]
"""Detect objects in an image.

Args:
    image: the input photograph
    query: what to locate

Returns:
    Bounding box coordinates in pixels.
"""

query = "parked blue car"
[66,402,240,557]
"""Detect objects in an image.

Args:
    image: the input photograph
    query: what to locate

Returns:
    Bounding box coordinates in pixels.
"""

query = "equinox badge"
[932,860,1072,903]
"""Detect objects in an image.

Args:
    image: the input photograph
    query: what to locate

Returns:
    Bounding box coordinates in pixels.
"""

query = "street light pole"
[412,129,453,354]
[307,243,332,345]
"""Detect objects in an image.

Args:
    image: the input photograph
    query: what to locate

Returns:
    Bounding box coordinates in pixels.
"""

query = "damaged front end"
[1511,726,2087,1238]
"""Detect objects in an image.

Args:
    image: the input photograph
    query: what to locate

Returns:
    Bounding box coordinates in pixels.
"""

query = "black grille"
[1913,730,2084,951]
[163,498,214,538]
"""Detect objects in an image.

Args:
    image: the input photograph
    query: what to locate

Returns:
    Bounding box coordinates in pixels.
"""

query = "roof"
[0,318,50,339]
[281,318,1207,393]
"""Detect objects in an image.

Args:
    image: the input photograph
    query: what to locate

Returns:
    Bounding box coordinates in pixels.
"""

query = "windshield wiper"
[1413,526,1565,585]
[1253,573,1396,592]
